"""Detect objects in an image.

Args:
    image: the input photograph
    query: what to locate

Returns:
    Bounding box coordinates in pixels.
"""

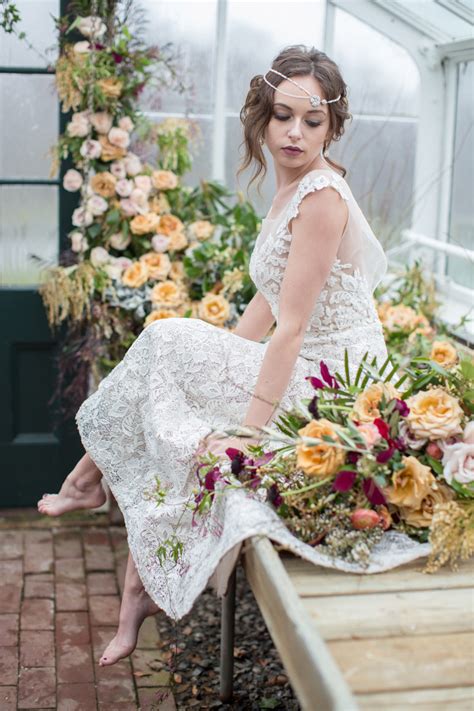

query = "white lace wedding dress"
[76,167,430,620]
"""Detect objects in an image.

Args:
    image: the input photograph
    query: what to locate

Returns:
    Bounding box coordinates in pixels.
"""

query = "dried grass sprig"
[424,500,474,573]
[39,262,96,328]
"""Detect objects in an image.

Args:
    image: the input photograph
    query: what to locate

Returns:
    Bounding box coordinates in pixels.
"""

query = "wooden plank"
[302,587,474,640]
[282,555,474,597]
[242,536,357,711]
[356,686,474,710]
[328,633,474,693]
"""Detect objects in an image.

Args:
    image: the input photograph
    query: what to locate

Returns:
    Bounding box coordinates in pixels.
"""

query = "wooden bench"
[219,535,474,709]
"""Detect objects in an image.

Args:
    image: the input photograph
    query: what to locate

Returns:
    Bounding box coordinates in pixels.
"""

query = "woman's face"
[263,74,331,171]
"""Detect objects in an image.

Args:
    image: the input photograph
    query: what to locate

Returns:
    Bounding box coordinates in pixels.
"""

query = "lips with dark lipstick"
[282,146,303,155]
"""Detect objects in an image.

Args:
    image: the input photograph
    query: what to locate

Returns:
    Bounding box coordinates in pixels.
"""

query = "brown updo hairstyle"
[237,44,352,196]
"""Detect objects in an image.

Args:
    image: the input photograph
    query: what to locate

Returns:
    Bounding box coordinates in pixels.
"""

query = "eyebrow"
[273,102,326,115]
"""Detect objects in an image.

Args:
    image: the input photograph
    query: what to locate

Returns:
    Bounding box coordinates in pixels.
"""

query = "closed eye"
[273,114,321,128]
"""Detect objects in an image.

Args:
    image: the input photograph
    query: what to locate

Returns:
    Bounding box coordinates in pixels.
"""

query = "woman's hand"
[195,432,263,460]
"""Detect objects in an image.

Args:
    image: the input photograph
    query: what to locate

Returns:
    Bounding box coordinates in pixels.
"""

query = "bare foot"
[99,587,160,666]
[37,456,105,517]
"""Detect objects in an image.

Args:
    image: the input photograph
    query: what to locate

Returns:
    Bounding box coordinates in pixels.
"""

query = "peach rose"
[69,231,88,253]
[149,193,170,214]
[167,231,188,251]
[407,313,434,342]
[90,171,116,198]
[399,482,454,528]
[121,261,149,288]
[139,252,171,280]
[157,214,184,236]
[124,153,142,176]
[90,246,110,267]
[351,382,400,424]
[189,220,215,241]
[118,116,134,132]
[130,214,160,236]
[169,261,185,282]
[296,418,346,478]
[151,170,179,190]
[89,111,113,134]
[98,136,127,162]
[97,77,123,99]
[134,175,152,195]
[109,232,131,250]
[129,188,149,214]
[430,340,458,369]
[144,309,179,327]
[198,293,230,326]
[150,280,184,307]
[356,423,382,449]
[66,111,90,138]
[381,304,418,332]
[384,456,435,509]
[405,388,464,440]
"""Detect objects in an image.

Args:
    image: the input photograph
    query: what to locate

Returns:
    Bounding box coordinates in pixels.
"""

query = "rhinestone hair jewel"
[263,68,341,108]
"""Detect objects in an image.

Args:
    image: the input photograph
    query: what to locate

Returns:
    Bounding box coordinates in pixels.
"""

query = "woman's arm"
[242,187,348,429]
[232,290,275,342]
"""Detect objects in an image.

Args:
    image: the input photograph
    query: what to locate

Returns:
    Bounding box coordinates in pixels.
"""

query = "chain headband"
[263,68,341,108]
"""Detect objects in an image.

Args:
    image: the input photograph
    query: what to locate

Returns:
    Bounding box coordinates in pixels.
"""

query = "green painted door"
[0,2,83,507]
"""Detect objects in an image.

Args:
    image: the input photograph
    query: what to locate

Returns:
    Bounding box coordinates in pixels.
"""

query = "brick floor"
[0,510,176,710]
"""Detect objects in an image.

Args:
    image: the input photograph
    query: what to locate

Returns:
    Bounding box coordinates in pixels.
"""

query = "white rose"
[70,231,88,253]
[151,234,170,253]
[130,188,148,212]
[73,41,91,54]
[63,169,83,192]
[441,421,474,486]
[110,160,126,179]
[108,127,130,149]
[115,179,134,198]
[119,198,138,216]
[87,195,108,216]
[109,232,131,250]
[115,256,133,270]
[72,206,93,227]
[66,113,90,138]
[90,246,110,267]
[103,261,124,280]
[80,139,102,160]
[77,15,106,39]
[134,175,152,195]
[89,111,113,135]
[124,153,142,176]
[118,116,134,132]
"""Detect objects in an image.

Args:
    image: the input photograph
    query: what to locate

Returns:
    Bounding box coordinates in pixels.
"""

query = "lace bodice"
[249,168,388,365]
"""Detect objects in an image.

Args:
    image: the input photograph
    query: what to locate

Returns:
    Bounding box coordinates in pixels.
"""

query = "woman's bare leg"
[99,552,160,666]
[37,452,106,516]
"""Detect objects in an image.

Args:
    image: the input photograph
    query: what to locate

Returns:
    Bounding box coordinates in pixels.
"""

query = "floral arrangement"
[175,345,474,573]
[39,2,260,413]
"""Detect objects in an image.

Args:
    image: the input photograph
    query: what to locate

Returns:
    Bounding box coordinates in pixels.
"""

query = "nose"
[287,118,303,140]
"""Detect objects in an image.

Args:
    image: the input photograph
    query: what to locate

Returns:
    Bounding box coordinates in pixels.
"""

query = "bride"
[38,44,388,665]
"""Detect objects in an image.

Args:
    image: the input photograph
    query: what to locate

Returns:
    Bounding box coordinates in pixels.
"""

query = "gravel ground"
[154,563,301,710]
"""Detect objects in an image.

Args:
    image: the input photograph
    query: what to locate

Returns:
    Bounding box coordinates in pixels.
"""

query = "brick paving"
[0,510,176,710]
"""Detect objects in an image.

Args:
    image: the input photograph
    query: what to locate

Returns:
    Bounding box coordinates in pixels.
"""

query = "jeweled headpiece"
[263,68,341,108]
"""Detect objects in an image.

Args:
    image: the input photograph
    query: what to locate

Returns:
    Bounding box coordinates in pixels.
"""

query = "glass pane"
[0,0,59,68]
[334,8,420,117]
[139,1,217,115]
[447,60,474,290]
[226,0,325,114]
[389,1,473,43]
[0,74,58,179]
[0,186,58,287]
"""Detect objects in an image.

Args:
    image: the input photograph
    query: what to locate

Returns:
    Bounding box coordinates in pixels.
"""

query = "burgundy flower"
[392,436,406,452]
[91,42,105,50]
[376,446,395,463]
[320,361,340,389]
[249,475,262,490]
[268,484,283,508]
[394,398,410,417]
[253,451,276,467]
[362,477,387,505]
[373,418,390,440]
[204,467,221,492]
[332,470,357,492]
[308,395,320,419]
[112,51,124,63]
[305,375,325,390]
[347,451,361,464]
